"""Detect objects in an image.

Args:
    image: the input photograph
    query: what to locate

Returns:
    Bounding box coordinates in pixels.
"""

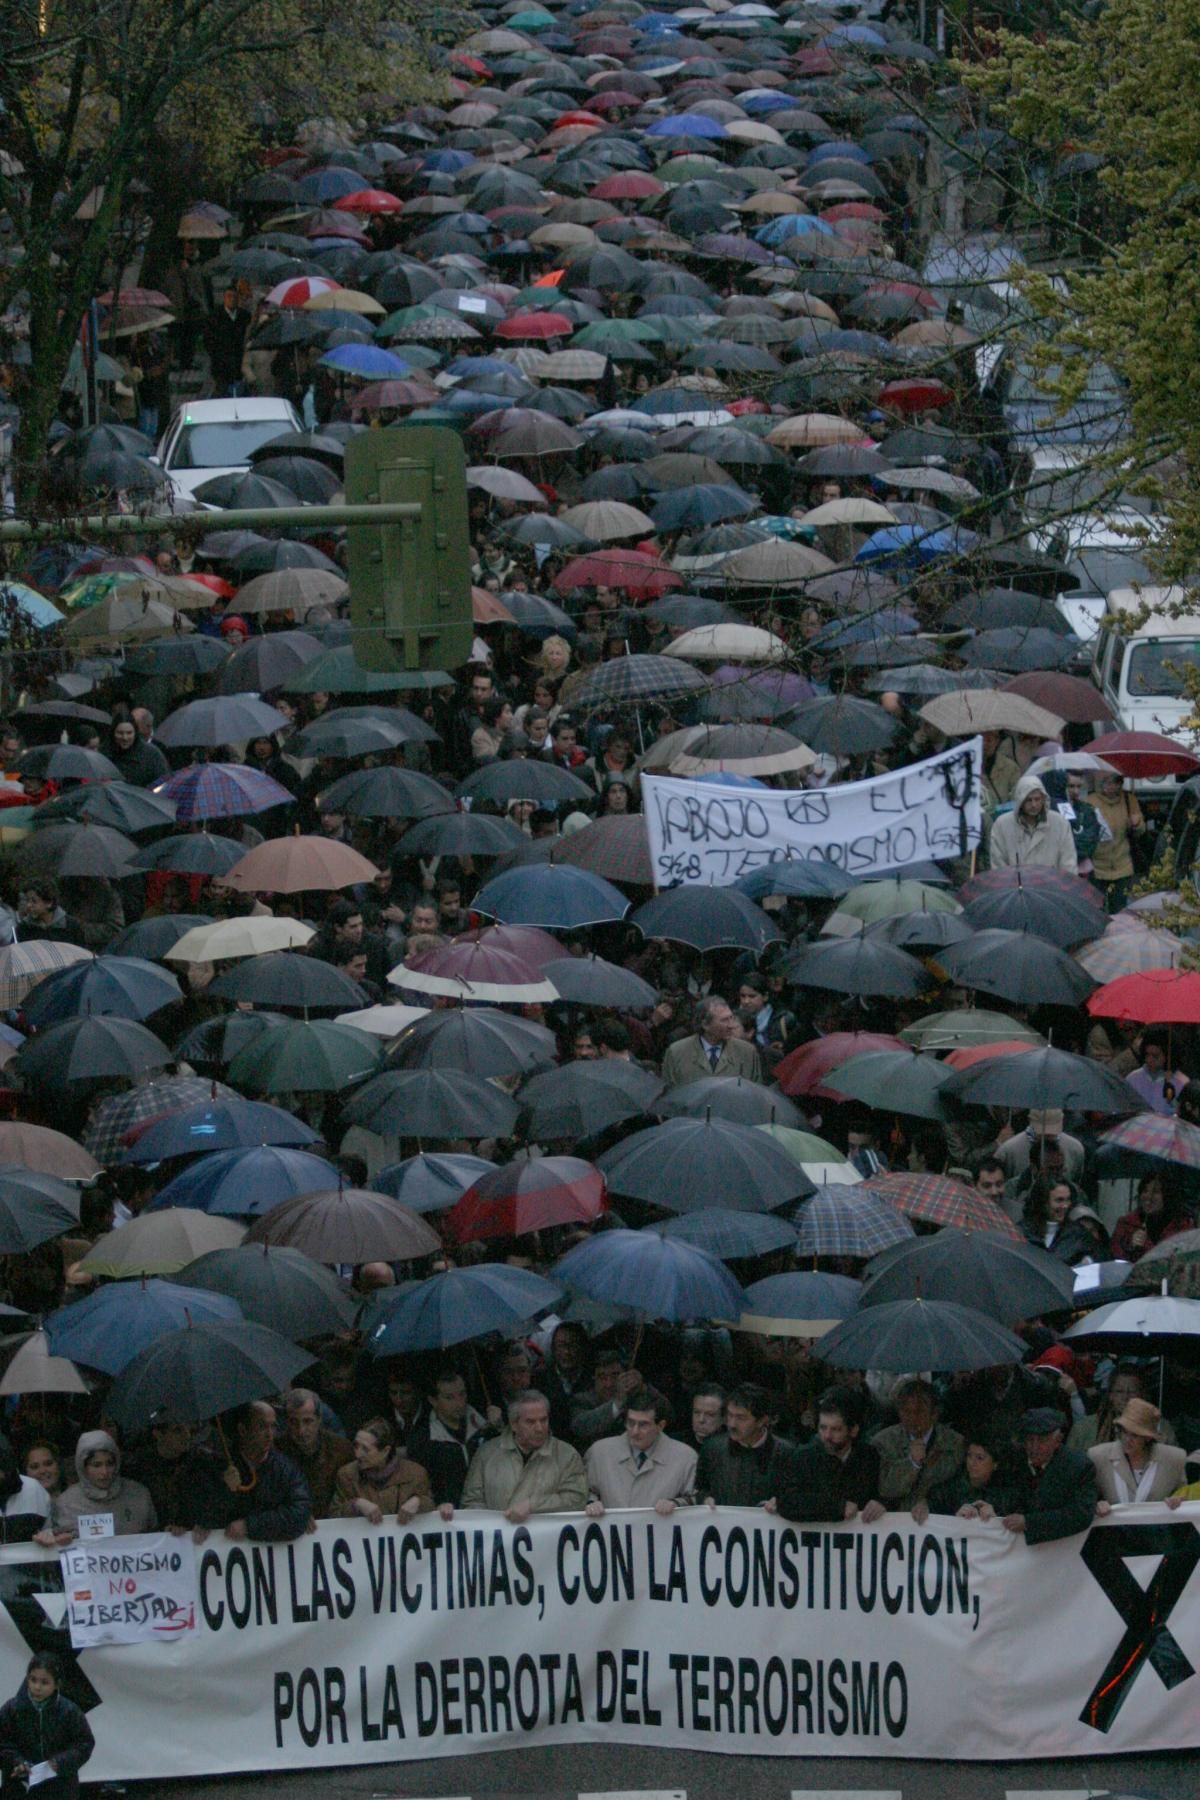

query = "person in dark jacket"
[917,1434,1022,1523]
[777,1387,885,1524]
[697,1383,793,1508]
[1002,1407,1098,1545]
[189,1401,313,1541]
[0,1655,94,1800]
[407,1370,491,1506]
[109,712,170,787]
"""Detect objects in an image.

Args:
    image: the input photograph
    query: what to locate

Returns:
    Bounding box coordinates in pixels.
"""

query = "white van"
[1092,587,1200,806]
[156,396,300,504]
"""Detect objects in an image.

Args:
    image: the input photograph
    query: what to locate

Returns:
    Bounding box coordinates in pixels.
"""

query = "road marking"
[1006,1791,1107,1799]
[791,1791,904,1800]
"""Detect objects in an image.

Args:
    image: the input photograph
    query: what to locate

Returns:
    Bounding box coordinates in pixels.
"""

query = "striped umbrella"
[1077,921,1184,981]
[0,940,93,1008]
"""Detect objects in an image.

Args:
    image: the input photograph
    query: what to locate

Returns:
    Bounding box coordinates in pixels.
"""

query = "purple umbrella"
[158,762,295,822]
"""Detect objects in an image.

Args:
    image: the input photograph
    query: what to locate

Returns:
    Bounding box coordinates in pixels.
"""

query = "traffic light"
[346,426,473,672]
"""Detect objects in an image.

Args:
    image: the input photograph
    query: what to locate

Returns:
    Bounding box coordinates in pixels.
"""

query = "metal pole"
[0,502,422,543]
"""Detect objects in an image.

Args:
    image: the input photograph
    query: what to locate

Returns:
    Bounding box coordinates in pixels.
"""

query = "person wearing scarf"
[331,1418,434,1526]
[0,1655,94,1799]
[47,1431,157,1543]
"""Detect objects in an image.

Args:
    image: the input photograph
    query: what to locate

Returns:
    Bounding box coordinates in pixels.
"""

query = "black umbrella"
[958,628,1076,673]
[317,766,454,820]
[244,1187,440,1263]
[631,888,783,953]
[0,1167,81,1252]
[124,637,230,678]
[290,706,437,759]
[105,1319,314,1430]
[947,1046,1143,1115]
[394,812,530,857]
[661,1076,805,1128]
[341,1069,520,1139]
[176,1244,357,1337]
[518,1058,663,1140]
[16,821,137,878]
[455,761,595,807]
[597,1116,813,1214]
[131,833,248,876]
[388,1006,557,1079]
[816,1297,1027,1372]
[23,955,182,1027]
[218,631,324,694]
[251,456,341,504]
[822,1048,958,1120]
[937,929,1097,1007]
[541,956,658,1009]
[781,933,931,999]
[209,952,365,1012]
[109,915,210,961]
[866,911,976,952]
[779,694,899,755]
[862,1229,1077,1322]
[961,881,1106,949]
[35,781,177,835]
[174,1010,288,1070]
[13,1016,172,1086]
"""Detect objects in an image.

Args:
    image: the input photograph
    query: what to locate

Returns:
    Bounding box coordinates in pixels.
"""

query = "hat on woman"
[1114,1397,1164,1441]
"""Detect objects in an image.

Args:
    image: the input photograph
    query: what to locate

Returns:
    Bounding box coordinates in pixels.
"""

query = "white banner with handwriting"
[642,739,984,886]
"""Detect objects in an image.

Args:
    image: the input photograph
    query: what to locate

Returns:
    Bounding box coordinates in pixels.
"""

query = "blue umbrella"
[631,888,783,953]
[825,22,888,44]
[0,582,63,630]
[738,1271,862,1334]
[692,771,769,790]
[374,1153,499,1214]
[807,141,874,165]
[736,861,861,900]
[23,955,182,1028]
[122,1099,319,1165]
[754,214,838,246]
[46,1280,243,1376]
[473,865,629,929]
[367,1264,564,1354]
[147,1146,338,1217]
[644,114,729,139]
[294,166,365,202]
[108,915,210,961]
[319,343,411,377]
[422,149,474,172]
[650,484,757,532]
[656,1209,797,1261]
[855,524,981,566]
[552,1229,743,1322]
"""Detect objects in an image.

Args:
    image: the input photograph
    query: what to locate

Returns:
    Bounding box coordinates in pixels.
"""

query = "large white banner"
[642,740,984,886]
[0,1507,1199,1775]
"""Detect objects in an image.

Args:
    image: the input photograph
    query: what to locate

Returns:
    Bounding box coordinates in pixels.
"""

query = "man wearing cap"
[1090,1399,1187,1507]
[1002,1407,1097,1544]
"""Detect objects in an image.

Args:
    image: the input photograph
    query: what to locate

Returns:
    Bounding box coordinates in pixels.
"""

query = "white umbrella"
[166,916,316,963]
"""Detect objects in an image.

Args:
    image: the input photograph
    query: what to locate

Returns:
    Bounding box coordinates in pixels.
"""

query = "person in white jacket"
[989,774,1078,873]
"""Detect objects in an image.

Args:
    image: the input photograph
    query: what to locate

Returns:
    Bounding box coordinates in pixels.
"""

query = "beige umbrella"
[529,222,596,248]
[640,724,815,778]
[235,569,349,617]
[559,500,655,542]
[0,1332,88,1398]
[735,191,809,215]
[0,940,93,1007]
[895,319,977,349]
[166,916,316,964]
[178,211,227,240]
[725,119,785,145]
[61,597,194,645]
[335,1003,429,1039]
[466,466,546,503]
[717,539,834,586]
[663,622,788,663]
[880,466,981,503]
[464,27,536,49]
[302,288,385,316]
[776,290,842,323]
[766,412,870,448]
[223,835,378,894]
[79,1212,245,1279]
[802,497,896,527]
[0,1123,99,1180]
[919,690,1065,740]
[537,348,608,381]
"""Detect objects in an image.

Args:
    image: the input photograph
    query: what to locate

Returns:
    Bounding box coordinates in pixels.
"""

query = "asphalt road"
[129,1744,1195,1799]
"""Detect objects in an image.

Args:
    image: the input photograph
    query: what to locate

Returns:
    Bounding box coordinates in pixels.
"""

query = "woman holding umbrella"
[0,1655,93,1800]
[1110,1170,1192,1262]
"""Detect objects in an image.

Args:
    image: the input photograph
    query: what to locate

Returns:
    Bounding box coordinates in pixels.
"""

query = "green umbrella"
[899,1009,1046,1051]
[821,1049,958,1121]
[755,1124,850,1175]
[830,878,961,926]
[227,1020,382,1095]
[573,319,661,345]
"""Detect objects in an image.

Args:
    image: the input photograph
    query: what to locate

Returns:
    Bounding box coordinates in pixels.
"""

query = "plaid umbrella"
[551,816,655,885]
[1076,922,1184,982]
[1099,1113,1200,1169]
[83,1077,238,1163]
[0,940,92,1008]
[857,1171,1023,1242]
[159,762,295,822]
[567,654,708,709]
[793,1187,916,1259]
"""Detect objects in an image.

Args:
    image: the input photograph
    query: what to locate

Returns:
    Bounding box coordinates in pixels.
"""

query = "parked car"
[156,397,300,504]
[1092,586,1200,814]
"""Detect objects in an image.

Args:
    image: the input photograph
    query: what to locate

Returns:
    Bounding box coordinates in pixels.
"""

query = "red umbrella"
[776,1031,907,1099]
[878,378,954,413]
[1087,968,1200,1024]
[553,111,605,128]
[1001,672,1115,723]
[590,173,666,200]
[351,379,441,412]
[857,1171,1023,1242]
[553,548,682,599]
[944,1041,1040,1071]
[450,51,490,74]
[1088,731,1200,779]
[446,1156,606,1243]
[97,287,171,309]
[865,279,940,311]
[332,189,404,215]
[588,92,646,114]
[494,311,572,340]
[453,924,565,969]
[181,573,237,599]
[820,203,886,223]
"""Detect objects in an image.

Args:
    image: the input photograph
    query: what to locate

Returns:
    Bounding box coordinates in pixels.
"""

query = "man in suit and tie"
[661,996,764,1088]
[584,1389,697,1516]
[1003,1407,1097,1544]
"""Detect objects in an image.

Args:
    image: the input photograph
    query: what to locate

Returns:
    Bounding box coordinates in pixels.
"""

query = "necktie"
[707,1043,721,1070]
[635,1449,648,1469]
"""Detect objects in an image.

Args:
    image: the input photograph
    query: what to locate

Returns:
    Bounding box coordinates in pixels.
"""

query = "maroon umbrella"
[552,815,655,885]
[453,924,564,969]
[958,865,1105,910]
[392,939,558,1004]
[775,1031,907,1099]
[445,1157,607,1243]
[1001,672,1115,723]
[1088,731,1200,780]
[245,1188,440,1262]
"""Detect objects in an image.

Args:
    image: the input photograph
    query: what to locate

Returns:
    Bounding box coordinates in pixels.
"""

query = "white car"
[156,397,301,505]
